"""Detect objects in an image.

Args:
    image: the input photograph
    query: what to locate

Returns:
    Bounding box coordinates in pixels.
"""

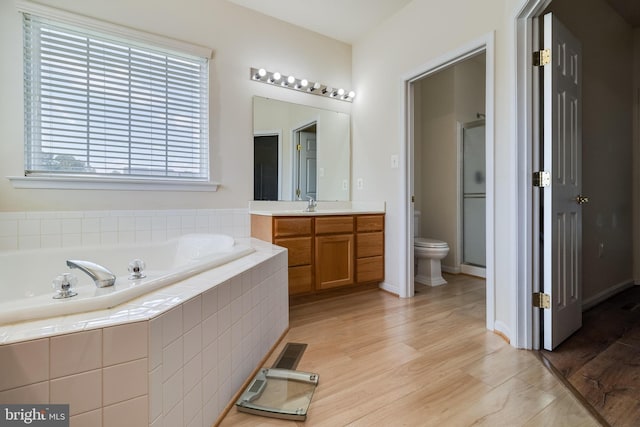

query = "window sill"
[8,176,220,192]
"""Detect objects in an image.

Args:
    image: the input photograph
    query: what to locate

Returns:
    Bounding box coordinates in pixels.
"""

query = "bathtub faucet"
[66,260,116,288]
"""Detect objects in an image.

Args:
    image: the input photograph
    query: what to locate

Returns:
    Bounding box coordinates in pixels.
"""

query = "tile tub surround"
[0,240,289,427]
[0,208,251,252]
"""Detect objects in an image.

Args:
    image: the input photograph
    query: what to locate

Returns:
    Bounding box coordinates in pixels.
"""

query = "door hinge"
[533,49,551,67]
[295,188,301,197]
[533,171,551,188]
[533,292,551,309]
[296,144,302,151]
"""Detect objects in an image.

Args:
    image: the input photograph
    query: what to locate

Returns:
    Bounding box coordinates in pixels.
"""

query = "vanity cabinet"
[251,213,385,296]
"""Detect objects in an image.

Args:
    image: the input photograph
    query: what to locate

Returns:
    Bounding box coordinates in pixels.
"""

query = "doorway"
[404,34,496,331]
[254,134,280,201]
[292,122,317,200]
[515,0,635,349]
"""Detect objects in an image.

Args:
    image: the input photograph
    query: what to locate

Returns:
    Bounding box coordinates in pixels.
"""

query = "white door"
[542,13,584,350]
[296,130,317,200]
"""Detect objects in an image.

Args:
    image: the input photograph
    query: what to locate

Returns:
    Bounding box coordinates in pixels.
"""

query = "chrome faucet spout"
[305,196,317,212]
[66,260,116,288]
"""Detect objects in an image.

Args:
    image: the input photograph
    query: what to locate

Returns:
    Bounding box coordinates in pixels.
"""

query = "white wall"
[0,0,352,212]
[352,0,522,338]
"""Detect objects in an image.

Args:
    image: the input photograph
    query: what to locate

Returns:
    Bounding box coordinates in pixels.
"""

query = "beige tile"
[162,337,183,382]
[148,366,162,422]
[183,295,202,333]
[163,369,183,415]
[183,382,201,426]
[50,330,102,378]
[183,324,201,364]
[103,395,148,427]
[103,321,148,367]
[103,358,148,406]
[162,306,183,347]
[163,400,183,427]
[183,353,202,394]
[0,338,49,391]
[69,409,102,427]
[0,381,48,404]
[50,369,102,416]
[148,317,162,372]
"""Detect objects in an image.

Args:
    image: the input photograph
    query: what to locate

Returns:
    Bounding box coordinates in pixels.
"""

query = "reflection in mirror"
[253,96,350,201]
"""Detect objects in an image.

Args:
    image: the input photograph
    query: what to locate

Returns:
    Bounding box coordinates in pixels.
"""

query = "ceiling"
[227,0,640,44]
[225,0,413,44]
[605,0,640,27]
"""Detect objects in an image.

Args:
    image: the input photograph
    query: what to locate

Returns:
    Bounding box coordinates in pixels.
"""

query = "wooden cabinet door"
[315,234,354,290]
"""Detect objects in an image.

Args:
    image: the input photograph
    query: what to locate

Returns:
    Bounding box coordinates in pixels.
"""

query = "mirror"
[253,96,350,201]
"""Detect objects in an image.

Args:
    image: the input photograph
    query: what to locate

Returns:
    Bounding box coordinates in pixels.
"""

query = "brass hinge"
[533,171,550,188]
[295,188,301,197]
[533,49,551,67]
[533,292,551,309]
[296,144,302,151]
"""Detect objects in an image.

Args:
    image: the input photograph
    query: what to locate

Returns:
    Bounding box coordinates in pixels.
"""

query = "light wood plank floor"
[218,274,600,426]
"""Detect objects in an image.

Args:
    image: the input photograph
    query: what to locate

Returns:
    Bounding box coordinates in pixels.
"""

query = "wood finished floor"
[541,286,640,427]
[218,274,599,426]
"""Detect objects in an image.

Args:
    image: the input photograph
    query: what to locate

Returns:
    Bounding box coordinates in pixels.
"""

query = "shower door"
[462,121,486,269]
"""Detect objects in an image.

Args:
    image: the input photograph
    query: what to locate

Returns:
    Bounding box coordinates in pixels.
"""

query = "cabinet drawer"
[357,256,384,283]
[274,217,313,237]
[357,232,384,258]
[289,265,313,295]
[275,237,312,267]
[356,215,384,232]
[315,216,354,235]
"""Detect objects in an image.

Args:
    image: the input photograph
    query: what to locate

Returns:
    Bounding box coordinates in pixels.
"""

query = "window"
[22,13,210,184]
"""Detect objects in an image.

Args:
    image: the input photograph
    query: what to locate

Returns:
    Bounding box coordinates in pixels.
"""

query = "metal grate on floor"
[271,342,308,370]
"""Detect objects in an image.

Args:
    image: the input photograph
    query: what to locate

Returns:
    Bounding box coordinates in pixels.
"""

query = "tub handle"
[128,259,147,280]
[52,273,78,299]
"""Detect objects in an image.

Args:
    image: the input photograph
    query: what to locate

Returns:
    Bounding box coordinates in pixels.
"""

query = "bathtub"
[0,233,255,325]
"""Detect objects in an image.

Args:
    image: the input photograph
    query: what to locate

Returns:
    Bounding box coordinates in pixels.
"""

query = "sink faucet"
[66,260,116,288]
[305,196,317,212]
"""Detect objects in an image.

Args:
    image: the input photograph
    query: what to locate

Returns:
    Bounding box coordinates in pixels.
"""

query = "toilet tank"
[414,210,421,238]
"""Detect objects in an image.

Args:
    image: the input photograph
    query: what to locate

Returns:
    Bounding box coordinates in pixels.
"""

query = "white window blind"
[23,13,210,181]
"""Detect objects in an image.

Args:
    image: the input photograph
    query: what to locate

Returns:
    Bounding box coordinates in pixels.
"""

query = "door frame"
[402,32,496,332]
[514,0,554,349]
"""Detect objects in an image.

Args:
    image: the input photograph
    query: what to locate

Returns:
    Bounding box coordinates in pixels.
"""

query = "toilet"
[414,210,449,286]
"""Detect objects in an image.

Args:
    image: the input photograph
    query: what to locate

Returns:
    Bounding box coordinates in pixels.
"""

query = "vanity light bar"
[250,67,355,102]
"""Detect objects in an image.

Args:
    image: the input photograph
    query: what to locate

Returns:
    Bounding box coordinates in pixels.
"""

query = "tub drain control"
[128,259,146,280]
[52,273,78,299]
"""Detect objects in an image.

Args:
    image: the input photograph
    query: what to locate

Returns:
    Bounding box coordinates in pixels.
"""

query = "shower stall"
[460,119,486,276]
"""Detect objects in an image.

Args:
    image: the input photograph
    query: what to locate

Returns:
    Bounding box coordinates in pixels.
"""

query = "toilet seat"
[414,237,448,248]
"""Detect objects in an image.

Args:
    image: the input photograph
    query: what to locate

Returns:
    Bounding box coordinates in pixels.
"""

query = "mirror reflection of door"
[294,123,317,200]
[254,134,279,200]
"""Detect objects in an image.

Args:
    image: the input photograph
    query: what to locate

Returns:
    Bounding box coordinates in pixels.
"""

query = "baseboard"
[442,265,461,274]
[582,279,635,311]
[493,320,512,344]
[460,264,486,278]
[379,281,400,296]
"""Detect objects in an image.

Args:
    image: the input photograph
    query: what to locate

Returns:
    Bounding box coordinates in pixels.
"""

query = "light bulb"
[286,75,295,86]
[270,72,281,83]
[300,79,308,88]
[337,88,345,96]
[348,91,356,99]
